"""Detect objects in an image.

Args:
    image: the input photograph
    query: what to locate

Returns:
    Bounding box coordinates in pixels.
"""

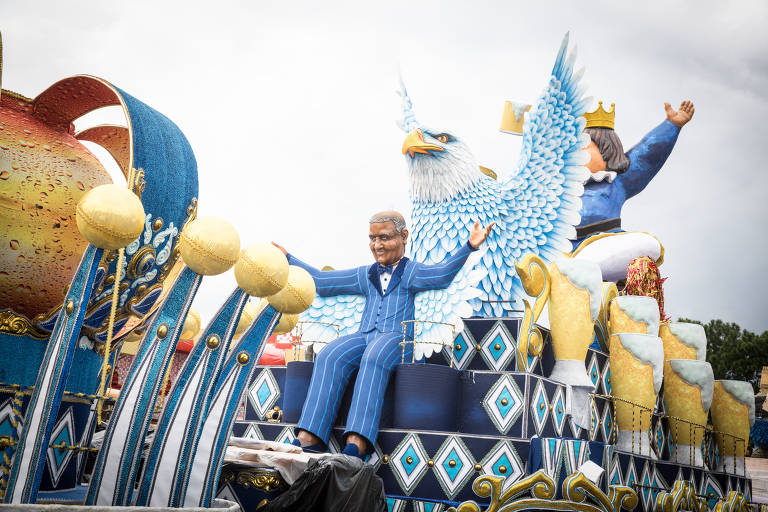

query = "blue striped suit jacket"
[286,243,475,337]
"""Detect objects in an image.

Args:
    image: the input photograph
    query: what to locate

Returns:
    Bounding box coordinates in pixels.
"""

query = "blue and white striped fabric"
[85,266,202,506]
[137,288,249,507]
[287,243,473,446]
[180,305,281,508]
[288,242,473,341]
[3,245,103,504]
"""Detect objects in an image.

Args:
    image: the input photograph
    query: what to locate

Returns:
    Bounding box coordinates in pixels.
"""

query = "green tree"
[678,318,768,391]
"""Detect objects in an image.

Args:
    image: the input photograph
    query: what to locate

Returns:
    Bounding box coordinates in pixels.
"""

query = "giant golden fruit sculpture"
[0,90,112,318]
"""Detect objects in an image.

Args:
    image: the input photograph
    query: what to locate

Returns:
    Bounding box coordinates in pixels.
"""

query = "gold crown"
[583,101,615,129]
[499,101,531,135]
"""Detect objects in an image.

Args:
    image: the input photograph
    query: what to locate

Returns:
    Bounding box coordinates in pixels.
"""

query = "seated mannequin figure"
[272,211,493,458]
[572,100,695,282]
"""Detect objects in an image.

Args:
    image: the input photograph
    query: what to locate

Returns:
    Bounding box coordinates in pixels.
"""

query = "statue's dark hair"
[585,127,630,174]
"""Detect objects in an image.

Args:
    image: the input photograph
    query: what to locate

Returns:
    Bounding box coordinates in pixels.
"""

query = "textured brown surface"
[0,93,112,318]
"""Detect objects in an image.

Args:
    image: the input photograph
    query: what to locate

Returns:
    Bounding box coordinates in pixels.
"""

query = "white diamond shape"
[444,328,477,370]
[639,461,652,510]
[587,353,600,389]
[366,442,384,470]
[650,467,668,506]
[601,400,614,443]
[478,322,516,371]
[413,501,445,512]
[589,398,600,441]
[529,379,550,436]
[390,433,429,495]
[275,426,296,445]
[243,423,263,440]
[601,359,611,395]
[432,436,475,499]
[215,482,242,508]
[247,368,280,419]
[46,407,76,488]
[482,375,524,435]
[624,457,638,488]
[653,420,665,460]
[480,440,524,489]
[608,456,623,487]
[568,415,582,438]
[550,386,566,436]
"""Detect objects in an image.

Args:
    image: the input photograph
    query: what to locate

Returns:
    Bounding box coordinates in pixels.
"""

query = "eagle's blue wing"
[413,247,487,360]
[299,295,365,352]
[487,32,590,314]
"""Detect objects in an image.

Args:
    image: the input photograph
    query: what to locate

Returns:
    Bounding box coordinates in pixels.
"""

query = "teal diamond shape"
[492,453,512,476]
[495,388,515,417]
[453,333,469,361]
[442,448,463,481]
[488,334,507,362]
[401,446,420,476]
[50,425,72,468]
[536,393,547,423]
[256,380,271,405]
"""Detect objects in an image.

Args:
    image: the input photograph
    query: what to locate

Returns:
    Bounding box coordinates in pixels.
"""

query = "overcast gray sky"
[3,1,767,332]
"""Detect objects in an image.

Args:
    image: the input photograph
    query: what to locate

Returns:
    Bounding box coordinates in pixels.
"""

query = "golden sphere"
[267,266,315,314]
[179,217,240,275]
[156,323,169,339]
[236,351,250,365]
[275,313,299,334]
[181,308,201,340]
[75,184,145,250]
[234,243,289,297]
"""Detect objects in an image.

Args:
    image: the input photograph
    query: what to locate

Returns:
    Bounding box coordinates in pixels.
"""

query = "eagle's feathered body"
[300,34,590,360]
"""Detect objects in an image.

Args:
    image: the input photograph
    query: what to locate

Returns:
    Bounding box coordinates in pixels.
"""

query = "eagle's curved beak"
[402,129,444,158]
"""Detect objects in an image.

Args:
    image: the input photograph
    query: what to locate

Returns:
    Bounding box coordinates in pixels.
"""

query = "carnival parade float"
[0,28,762,511]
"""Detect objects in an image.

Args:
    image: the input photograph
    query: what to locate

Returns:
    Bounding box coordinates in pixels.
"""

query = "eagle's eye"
[434,133,450,143]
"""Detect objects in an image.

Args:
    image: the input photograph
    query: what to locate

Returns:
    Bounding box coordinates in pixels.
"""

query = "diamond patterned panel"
[550,386,566,436]
[478,322,516,371]
[46,407,76,487]
[650,467,668,508]
[366,442,384,471]
[482,375,524,435]
[589,399,600,441]
[480,440,524,488]
[601,362,611,395]
[386,497,407,512]
[653,420,665,459]
[275,426,295,445]
[608,457,623,487]
[700,473,724,510]
[413,501,445,512]
[529,379,549,436]
[600,401,614,443]
[587,353,600,389]
[243,423,263,440]
[390,433,429,495]
[432,436,475,499]
[624,457,638,489]
[446,329,477,370]
[639,462,652,511]
[247,368,280,419]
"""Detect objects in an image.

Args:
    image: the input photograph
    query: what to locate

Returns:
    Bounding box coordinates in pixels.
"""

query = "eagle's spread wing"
[413,247,487,360]
[299,295,365,352]
[491,32,590,310]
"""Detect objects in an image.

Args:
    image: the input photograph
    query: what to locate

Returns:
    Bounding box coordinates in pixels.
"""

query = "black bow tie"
[377,265,395,275]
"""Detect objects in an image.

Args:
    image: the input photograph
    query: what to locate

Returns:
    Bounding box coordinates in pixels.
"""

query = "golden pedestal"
[609,333,663,457]
[711,380,754,475]
[609,295,660,336]
[663,359,714,466]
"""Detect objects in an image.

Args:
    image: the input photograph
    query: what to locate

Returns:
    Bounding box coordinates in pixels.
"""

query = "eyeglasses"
[369,234,397,243]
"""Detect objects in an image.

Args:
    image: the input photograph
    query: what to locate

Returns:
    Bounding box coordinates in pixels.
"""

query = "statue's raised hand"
[665,100,695,128]
[469,221,495,249]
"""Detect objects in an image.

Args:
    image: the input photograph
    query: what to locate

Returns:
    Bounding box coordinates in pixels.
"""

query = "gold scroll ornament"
[514,254,550,371]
